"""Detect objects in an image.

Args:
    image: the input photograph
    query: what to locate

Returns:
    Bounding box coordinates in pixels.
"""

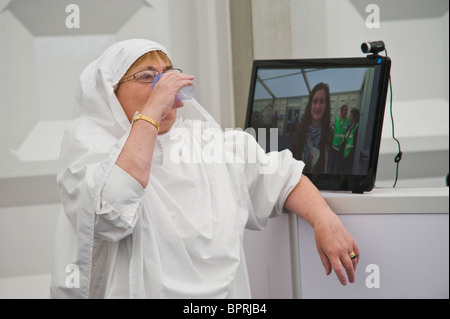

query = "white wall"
[0,0,234,298]
[0,0,448,299]
[290,0,449,187]
[246,0,449,299]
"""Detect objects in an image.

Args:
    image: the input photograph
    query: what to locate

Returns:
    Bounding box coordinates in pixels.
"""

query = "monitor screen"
[245,57,391,193]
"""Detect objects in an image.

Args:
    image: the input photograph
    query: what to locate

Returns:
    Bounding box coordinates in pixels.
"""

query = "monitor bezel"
[244,56,391,193]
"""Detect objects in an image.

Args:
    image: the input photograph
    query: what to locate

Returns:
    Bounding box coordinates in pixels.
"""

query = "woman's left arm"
[284,174,359,285]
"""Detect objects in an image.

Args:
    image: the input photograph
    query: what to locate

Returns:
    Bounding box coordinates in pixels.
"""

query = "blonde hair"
[115,50,172,92]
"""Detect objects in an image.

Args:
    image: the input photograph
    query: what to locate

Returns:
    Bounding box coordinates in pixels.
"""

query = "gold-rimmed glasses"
[118,68,183,84]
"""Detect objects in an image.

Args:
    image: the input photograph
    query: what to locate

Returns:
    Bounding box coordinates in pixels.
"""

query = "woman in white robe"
[50,39,359,298]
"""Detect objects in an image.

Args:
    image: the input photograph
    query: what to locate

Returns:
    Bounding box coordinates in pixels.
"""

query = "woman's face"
[311,89,327,125]
[115,54,183,134]
[349,111,355,123]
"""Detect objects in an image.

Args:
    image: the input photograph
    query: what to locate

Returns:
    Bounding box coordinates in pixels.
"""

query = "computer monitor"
[244,56,391,193]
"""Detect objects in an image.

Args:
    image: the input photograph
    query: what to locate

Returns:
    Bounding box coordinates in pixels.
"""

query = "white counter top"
[321,187,449,214]
[291,186,450,298]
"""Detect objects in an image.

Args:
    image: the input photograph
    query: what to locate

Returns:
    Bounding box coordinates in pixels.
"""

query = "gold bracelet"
[132,113,160,132]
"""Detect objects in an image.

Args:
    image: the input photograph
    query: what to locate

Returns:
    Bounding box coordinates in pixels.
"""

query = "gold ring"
[349,251,357,260]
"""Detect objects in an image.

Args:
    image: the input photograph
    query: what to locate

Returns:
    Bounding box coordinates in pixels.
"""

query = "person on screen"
[50,39,359,298]
[341,108,360,175]
[291,82,332,174]
[327,104,349,174]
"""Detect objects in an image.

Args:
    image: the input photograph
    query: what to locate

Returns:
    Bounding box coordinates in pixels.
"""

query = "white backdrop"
[0,0,448,299]
[0,0,234,298]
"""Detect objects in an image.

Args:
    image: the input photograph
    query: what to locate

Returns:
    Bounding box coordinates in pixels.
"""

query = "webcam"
[361,41,385,55]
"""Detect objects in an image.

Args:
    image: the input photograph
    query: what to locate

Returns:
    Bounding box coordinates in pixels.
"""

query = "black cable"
[385,49,402,187]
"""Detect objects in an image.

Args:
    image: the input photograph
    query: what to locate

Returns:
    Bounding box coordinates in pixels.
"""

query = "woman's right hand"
[142,72,194,121]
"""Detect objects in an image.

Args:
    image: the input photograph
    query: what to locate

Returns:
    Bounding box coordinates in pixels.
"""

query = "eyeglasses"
[118,68,183,84]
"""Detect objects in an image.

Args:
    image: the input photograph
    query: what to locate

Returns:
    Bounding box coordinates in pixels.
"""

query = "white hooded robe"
[49,39,304,298]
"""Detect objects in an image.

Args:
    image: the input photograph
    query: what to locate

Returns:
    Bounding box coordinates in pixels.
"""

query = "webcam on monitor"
[244,53,391,193]
[361,41,385,55]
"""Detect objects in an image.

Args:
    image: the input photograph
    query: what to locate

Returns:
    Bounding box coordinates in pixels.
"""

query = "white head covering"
[51,38,303,299]
[50,39,254,298]
[73,39,218,132]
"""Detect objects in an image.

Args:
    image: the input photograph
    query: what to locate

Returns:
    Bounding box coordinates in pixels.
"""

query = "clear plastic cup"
[152,74,195,101]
